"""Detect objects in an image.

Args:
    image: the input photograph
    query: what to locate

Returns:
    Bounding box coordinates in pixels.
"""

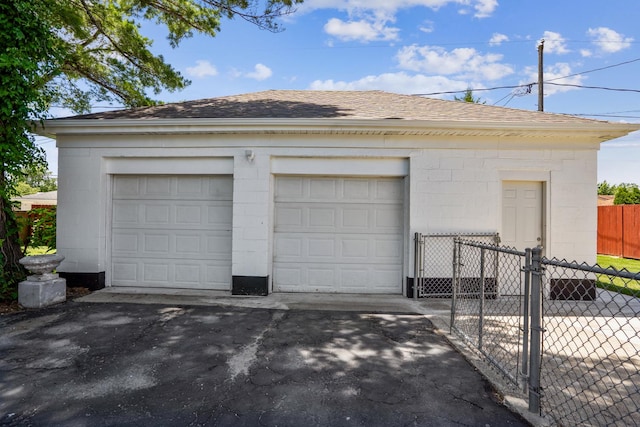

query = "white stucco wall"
[54,131,599,289]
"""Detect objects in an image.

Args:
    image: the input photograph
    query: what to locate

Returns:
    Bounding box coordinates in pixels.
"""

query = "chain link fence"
[413,233,499,298]
[539,258,640,427]
[448,239,529,390]
[433,237,640,426]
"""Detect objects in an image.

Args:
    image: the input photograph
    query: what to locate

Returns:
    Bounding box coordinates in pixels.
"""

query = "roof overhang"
[38,118,640,143]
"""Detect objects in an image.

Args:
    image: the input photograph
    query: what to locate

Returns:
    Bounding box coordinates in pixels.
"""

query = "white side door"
[502,181,543,251]
[501,181,543,295]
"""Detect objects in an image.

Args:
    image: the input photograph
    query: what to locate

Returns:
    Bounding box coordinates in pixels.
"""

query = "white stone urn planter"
[18,254,66,308]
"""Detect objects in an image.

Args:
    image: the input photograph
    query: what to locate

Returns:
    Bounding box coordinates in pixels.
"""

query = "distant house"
[12,191,58,211]
[597,195,615,206]
[39,90,640,294]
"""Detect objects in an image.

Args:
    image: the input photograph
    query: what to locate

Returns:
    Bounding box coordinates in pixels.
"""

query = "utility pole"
[538,39,544,112]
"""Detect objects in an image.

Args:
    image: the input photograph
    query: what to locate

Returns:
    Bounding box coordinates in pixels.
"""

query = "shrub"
[29,207,56,252]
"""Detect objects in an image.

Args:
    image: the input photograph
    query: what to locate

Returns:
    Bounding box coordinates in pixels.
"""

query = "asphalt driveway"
[0,300,528,426]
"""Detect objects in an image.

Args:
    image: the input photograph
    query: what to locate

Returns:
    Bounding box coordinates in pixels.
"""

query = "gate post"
[528,246,543,414]
[521,247,532,393]
[450,236,461,332]
[413,233,422,300]
[478,247,485,350]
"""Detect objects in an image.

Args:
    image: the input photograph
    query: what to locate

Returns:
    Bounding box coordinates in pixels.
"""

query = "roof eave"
[38,117,640,142]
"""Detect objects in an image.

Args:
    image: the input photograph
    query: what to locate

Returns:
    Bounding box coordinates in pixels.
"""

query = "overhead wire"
[414,56,640,98]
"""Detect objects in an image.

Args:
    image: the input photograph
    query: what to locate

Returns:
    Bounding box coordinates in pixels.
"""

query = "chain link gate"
[444,237,640,426]
[413,232,499,298]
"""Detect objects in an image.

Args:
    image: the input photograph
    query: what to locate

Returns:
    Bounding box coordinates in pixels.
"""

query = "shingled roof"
[65,90,602,125]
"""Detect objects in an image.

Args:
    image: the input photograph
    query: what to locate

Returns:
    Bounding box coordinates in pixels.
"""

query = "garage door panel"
[275,207,303,227]
[275,233,401,264]
[275,205,402,234]
[307,238,335,257]
[274,263,401,293]
[113,176,233,201]
[112,257,230,289]
[308,208,336,227]
[144,262,169,282]
[273,267,302,288]
[114,200,230,230]
[113,202,140,224]
[111,175,232,289]
[274,176,403,294]
[308,268,335,287]
[309,178,337,199]
[114,230,231,260]
[341,238,368,258]
[342,208,369,227]
[343,180,370,199]
[375,179,403,201]
[112,261,138,282]
[275,177,402,204]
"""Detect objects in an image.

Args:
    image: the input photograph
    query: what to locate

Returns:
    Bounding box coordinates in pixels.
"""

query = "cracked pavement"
[0,301,528,426]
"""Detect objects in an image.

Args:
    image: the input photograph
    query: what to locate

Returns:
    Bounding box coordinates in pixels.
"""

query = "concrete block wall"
[54,132,600,290]
[231,150,271,278]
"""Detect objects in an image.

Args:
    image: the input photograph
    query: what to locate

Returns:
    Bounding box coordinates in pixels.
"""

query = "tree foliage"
[0,0,302,300]
[14,165,57,196]
[1,0,60,298]
[598,182,640,205]
[613,184,640,205]
[453,88,486,104]
[597,180,617,195]
[46,0,302,112]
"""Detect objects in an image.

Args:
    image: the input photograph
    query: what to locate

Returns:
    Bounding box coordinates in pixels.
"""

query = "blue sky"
[39,0,640,184]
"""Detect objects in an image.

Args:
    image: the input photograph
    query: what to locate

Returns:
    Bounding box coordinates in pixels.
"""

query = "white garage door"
[111,175,232,289]
[274,176,404,293]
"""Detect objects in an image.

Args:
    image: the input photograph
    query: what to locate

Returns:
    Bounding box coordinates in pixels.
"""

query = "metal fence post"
[413,233,422,300]
[450,236,461,332]
[521,247,531,393]
[528,246,543,414]
[479,247,485,350]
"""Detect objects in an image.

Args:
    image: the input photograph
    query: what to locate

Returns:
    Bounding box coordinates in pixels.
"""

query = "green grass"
[596,255,640,297]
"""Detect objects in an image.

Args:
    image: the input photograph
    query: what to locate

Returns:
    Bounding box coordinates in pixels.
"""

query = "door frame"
[498,170,549,255]
[269,157,410,295]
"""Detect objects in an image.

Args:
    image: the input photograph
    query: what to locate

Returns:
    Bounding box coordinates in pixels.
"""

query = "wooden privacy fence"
[598,204,640,260]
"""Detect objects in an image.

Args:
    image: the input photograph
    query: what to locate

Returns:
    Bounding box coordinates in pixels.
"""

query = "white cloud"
[185,60,218,78]
[309,71,472,97]
[541,31,569,54]
[473,0,498,18]
[306,1,498,43]
[580,49,593,58]
[523,62,585,96]
[396,44,514,80]
[301,0,497,18]
[489,33,509,46]
[246,63,273,81]
[587,27,633,53]
[324,17,399,42]
[419,20,435,33]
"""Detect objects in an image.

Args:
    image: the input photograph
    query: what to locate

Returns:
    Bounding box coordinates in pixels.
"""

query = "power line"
[546,82,640,93]
[414,84,531,97]
[546,57,640,82]
[415,55,640,97]
[571,114,640,119]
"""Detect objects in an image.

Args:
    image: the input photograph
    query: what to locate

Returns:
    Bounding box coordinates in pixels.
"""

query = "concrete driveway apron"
[0,300,528,426]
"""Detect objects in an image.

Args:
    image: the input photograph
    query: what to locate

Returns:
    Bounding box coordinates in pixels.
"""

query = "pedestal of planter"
[18,254,66,309]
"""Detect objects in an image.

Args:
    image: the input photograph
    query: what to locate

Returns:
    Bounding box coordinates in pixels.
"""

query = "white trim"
[271,157,409,176]
[39,118,640,142]
[498,170,551,182]
[105,157,233,175]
